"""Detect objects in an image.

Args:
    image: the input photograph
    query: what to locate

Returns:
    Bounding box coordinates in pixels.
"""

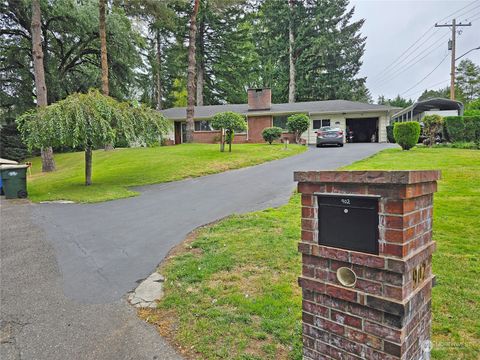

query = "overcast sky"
[349,0,480,102]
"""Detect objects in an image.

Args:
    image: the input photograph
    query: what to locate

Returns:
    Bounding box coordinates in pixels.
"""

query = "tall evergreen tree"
[295,0,367,101]
[456,59,480,103]
[186,0,200,143]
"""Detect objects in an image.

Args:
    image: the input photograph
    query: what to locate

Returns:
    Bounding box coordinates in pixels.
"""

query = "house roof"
[160,100,398,120]
[392,98,464,120]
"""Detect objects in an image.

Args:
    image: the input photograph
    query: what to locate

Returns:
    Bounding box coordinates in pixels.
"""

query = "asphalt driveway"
[0,143,393,359]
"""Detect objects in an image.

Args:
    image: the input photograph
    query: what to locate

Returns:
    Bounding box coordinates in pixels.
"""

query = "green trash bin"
[0,164,28,199]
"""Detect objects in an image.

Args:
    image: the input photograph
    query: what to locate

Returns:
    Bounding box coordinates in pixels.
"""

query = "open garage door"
[346,118,379,143]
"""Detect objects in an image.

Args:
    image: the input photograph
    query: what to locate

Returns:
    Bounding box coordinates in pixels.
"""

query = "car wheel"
[316,144,321,148]
[339,143,344,147]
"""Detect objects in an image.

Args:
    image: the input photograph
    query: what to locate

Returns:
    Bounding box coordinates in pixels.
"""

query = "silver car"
[316,127,344,147]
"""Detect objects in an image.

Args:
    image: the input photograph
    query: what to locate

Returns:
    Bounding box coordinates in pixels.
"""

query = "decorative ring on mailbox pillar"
[336,267,357,288]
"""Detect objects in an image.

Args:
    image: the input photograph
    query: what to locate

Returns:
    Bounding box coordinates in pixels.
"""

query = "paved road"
[0,143,393,360]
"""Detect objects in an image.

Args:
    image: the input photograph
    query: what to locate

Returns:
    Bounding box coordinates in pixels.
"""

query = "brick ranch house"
[160,88,400,145]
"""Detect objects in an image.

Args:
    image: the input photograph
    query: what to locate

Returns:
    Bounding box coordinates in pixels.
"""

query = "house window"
[194,120,213,131]
[313,119,331,129]
[273,115,289,130]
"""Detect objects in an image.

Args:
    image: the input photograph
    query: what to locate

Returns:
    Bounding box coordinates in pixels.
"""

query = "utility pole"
[435,19,471,100]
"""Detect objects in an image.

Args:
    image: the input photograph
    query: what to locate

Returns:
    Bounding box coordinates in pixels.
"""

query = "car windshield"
[320,127,341,132]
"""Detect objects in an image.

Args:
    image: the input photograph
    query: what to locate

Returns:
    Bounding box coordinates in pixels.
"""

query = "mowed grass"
[141,148,479,360]
[26,143,305,203]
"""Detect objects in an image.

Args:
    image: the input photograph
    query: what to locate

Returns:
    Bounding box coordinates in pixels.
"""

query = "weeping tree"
[210,111,247,152]
[16,89,171,185]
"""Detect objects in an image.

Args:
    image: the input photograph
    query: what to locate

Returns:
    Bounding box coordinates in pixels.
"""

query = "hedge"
[386,125,395,143]
[444,116,480,144]
[393,121,421,150]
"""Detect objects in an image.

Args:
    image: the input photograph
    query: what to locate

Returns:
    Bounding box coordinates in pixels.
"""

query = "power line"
[368,28,435,83]
[436,0,479,23]
[402,79,450,99]
[374,33,449,90]
[369,1,479,84]
[369,31,441,86]
[450,4,480,22]
[400,53,449,96]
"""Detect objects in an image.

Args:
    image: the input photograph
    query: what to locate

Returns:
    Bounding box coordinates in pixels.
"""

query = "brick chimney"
[247,88,271,111]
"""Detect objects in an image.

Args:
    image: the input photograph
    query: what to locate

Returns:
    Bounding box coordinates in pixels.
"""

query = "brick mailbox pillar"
[294,170,440,360]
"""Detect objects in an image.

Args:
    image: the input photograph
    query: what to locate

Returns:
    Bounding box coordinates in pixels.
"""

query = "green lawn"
[142,147,480,360]
[26,143,305,203]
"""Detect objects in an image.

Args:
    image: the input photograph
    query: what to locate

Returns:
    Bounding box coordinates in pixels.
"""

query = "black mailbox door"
[317,194,379,255]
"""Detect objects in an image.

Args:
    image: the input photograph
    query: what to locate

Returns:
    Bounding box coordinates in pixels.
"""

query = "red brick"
[364,267,384,282]
[325,284,357,302]
[330,259,351,271]
[303,254,328,268]
[302,206,315,219]
[344,327,382,350]
[364,320,402,342]
[384,340,402,357]
[302,265,315,278]
[347,303,383,322]
[301,230,315,242]
[314,317,345,336]
[315,268,328,281]
[324,247,350,262]
[302,218,317,231]
[383,200,404,214]
[302,311,314,325]
[301,194,315,206]
[382,243,406,257]
[383,284,403,300]
[298,182,325,194]
[355,278,382,296]
[299,277,326,294]
[350,252,385,268]
[329,333,364,355]
[303,300,330,318]
[331,310,362,329]
[298,242,312,255]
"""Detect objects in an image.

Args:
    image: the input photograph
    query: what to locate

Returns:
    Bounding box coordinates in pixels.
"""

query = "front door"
[174,122,188,144]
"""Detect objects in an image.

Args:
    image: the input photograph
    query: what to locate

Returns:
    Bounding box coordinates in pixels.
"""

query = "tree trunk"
[85,146,92,185]
[99,0,109,96]
[31,0,55,172]
[196,60,204,106]
[288,0,296,103]
[155,30,162,111]
[99,0,113,150]
[196,13,205,107]
[185,0,200,143]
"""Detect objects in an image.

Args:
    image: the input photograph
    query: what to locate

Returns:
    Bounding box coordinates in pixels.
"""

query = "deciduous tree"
[17,89,171,185]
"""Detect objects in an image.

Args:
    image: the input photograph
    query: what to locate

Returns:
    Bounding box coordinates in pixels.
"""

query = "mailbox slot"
[316,194,380,255]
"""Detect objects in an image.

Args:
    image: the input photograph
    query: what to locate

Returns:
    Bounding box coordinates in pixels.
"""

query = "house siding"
[303,111,390,144]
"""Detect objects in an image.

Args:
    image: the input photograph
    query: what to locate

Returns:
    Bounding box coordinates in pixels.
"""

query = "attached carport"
[391,98,464,123]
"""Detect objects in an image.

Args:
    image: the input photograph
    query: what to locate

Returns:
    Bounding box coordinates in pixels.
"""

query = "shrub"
[444,116,465,142]
[422,115,443,147]
[211,111,247,152]
[393,122,420,150]
[262,127,283,144]
[286,113,310,144]
[444,116,480,146]
[0,123,30,161]
[464,116,480,147]
[386,125,395,143]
